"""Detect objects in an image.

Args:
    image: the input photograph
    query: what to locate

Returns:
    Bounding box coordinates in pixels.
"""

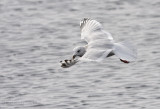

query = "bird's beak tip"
[72,55,76,59]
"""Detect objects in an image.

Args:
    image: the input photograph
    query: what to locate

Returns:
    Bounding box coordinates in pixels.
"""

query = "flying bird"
[61,18,137,68]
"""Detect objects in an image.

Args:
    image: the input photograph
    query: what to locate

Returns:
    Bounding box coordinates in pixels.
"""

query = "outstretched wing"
[79,18,114,61]
[113,41,137,62]
[80,18,113,43]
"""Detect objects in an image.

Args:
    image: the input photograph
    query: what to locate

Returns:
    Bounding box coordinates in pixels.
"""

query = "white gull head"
[73,46,86,59]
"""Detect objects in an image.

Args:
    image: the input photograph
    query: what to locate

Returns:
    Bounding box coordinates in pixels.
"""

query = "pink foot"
[120,59,129,63]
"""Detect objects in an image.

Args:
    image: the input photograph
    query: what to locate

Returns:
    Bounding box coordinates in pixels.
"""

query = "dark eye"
[77,50,80,53]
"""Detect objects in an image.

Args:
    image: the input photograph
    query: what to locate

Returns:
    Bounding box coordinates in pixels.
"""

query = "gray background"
[0,0,160,109]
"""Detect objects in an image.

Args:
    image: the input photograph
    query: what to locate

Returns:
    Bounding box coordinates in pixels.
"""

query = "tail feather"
[113,41,137,62]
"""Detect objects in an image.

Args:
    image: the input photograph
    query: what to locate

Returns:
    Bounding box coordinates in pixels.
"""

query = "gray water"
[0,0,160,109]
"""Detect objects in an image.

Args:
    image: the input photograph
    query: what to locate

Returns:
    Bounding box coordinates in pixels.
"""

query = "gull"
[71,18,137,63]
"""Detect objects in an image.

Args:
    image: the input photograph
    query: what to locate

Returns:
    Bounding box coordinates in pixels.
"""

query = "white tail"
[113,41,137,62]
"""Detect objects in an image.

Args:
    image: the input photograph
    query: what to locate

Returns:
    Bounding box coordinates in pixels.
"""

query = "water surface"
[0,0,160,109]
